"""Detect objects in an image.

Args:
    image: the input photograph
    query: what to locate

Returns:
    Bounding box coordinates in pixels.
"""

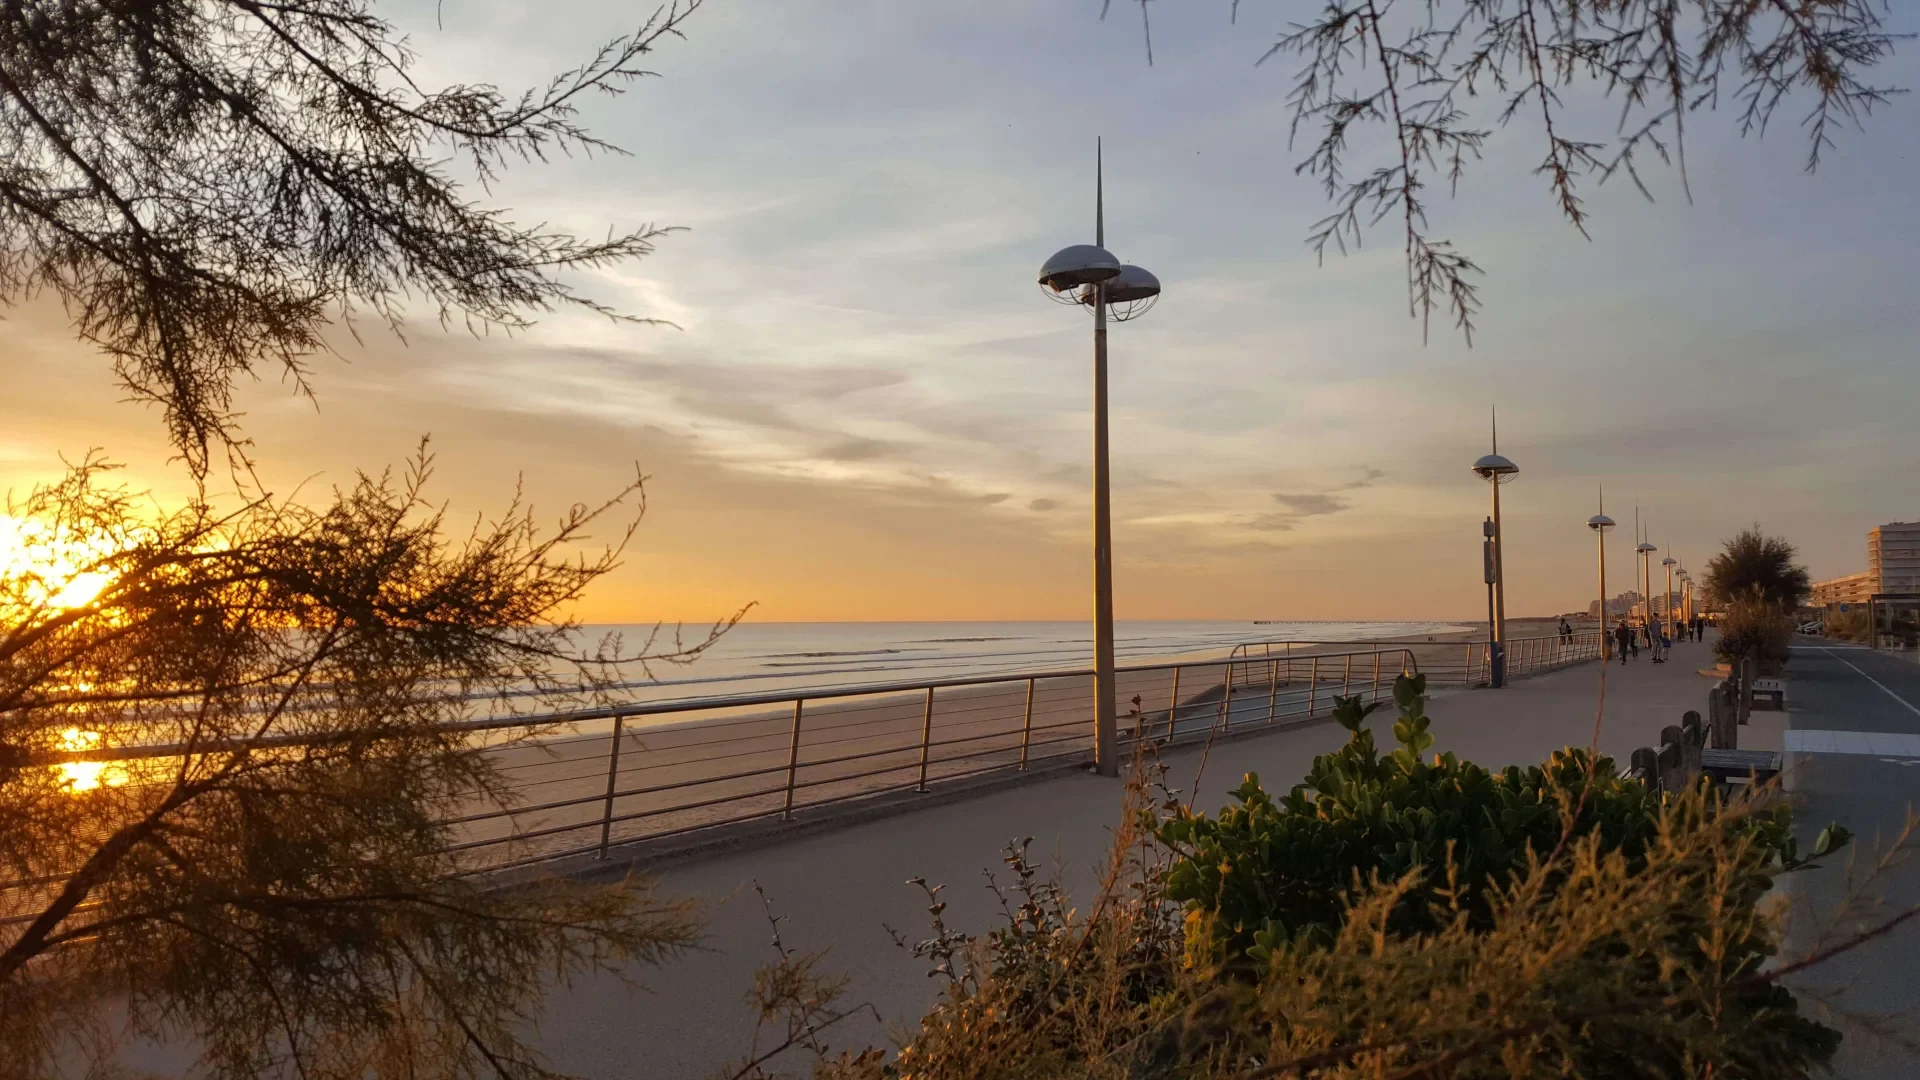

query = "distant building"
[1812,571,1873,608]
[1870,522,1920,596]
[1630,592,1683,623]
[1588,591,1643,619]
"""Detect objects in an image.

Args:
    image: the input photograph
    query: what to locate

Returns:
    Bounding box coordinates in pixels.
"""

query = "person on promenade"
[1614,620,1634,664]
[1559,618,1572,644]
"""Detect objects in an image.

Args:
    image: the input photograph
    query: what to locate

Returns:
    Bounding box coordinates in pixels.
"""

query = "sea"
[583,620,1469,706]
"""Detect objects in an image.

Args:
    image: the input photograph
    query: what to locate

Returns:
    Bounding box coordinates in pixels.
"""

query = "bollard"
[1680,710,1703,779]
[1706,689,1734,750]
[1630,746,1659,788]
[1659,724,1686,792]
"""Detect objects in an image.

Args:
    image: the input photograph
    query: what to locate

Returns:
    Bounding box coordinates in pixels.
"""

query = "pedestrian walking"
[1614,620,1634,664]
[1558,617,1572,644]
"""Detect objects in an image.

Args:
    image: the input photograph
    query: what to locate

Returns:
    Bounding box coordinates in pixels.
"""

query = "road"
[1775,644,1920,1078]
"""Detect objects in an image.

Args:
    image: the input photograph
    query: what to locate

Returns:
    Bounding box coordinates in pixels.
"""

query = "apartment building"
[1869,522,1920,596]
[1811,570,1874,607]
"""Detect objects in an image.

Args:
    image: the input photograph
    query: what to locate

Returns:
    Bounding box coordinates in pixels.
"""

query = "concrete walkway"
[527,640,1722,1079]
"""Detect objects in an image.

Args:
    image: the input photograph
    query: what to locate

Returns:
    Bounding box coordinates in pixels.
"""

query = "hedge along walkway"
[520,641,1719,1080]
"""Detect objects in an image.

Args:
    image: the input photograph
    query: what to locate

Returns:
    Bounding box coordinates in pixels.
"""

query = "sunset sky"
[4,1,1917,625]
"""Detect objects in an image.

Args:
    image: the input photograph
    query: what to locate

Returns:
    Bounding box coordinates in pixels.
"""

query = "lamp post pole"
[1483,517,1497,680]
[1662,554,1678,648]
[1036,141,1161,778]
[1635,512,1656,660]
[1588,490,1615,663]
[1491,474,1508,660]
[1471,413,1519,688]
[1090,266,1116,776]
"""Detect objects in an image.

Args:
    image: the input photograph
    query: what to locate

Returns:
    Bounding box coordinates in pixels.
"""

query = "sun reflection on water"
[56,727,121,792]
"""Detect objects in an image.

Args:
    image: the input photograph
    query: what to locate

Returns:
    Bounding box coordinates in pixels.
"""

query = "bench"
[1701,748,1781,784]
[1748,678,1785,711]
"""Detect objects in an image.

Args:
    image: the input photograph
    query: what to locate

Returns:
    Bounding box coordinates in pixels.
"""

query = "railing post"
[598,714,625,859]
[1221,661,1234,732]
[1342,654,1352,698]
[916,686,935,792]
[1018,677,1035,769]
[1166,666,1182,740]
[1464,643,1473,687]
[1266,657,1280,723]
[1372,651,1382,701]
[1308,656,1319,715]
[782,701,804,819]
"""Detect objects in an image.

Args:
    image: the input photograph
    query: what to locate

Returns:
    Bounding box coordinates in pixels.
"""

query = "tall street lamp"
[1635,510,1657,655]
[1662,553,1679,646]
[1587,486,1615,662]
[1472,411,1519,688]
[1037,140,1161,778]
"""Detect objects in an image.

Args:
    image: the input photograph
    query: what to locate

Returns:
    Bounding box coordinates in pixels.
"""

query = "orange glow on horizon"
[0,514,116,611]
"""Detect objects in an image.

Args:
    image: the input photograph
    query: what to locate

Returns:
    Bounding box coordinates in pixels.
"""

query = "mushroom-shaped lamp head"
[1038,244,1121,293]
[1472,453,1519,480]
[1100,264,1160,303]
[1588,514,1615,532]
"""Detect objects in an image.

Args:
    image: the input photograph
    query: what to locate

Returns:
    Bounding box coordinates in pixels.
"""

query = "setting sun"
[0,514,115,610]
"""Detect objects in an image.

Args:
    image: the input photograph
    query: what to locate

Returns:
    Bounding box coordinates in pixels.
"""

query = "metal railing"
[6,647,1420,907]
[1230,633,1603,689]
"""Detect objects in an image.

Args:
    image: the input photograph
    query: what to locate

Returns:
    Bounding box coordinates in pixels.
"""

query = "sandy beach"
[448,622,1601,871]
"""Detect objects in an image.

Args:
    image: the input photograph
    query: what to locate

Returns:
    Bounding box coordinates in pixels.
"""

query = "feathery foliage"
[1705,526,1811,611]
[0,446,743,1080]
[0,0,701,474]
[1109,0,1905,341]
[1714,588,1796,675]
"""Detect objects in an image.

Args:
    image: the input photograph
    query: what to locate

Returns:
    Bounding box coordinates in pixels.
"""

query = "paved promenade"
[526,639,1721,1079]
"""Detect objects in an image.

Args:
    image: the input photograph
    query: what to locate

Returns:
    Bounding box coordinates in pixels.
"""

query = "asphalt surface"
[1775,644,1920,1078]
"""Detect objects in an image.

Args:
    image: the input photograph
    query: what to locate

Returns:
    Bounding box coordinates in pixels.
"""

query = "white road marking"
[1785,729,1920,758]
[1819,647,1920,719]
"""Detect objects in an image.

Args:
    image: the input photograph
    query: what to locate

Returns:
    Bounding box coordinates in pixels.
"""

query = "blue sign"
[1840,604,1850,612]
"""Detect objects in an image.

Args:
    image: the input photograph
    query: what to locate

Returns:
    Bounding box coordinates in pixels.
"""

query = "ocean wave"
[758,648,911,659]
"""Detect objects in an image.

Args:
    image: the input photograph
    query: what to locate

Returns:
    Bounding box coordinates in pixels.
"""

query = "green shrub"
[1715,589,1795,675]
[1158,674,1662,963]
[1825,606,1872,643]
[793,676,1859,1080]
[1147,675,1845,1078]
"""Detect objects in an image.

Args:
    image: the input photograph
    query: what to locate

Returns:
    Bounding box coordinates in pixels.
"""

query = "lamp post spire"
[1590,483,1614,661]
[1035,143,1160,777]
